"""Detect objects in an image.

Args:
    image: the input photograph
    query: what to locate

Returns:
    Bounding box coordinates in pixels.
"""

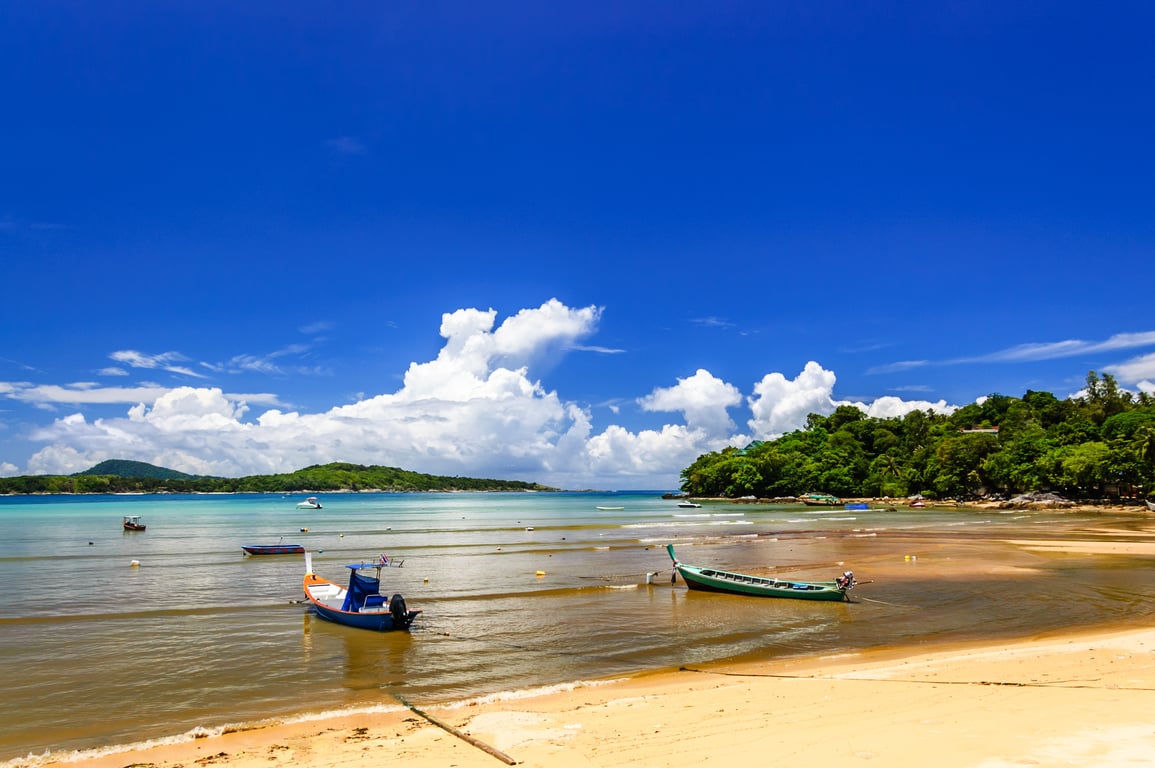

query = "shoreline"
[23,623,1155,768]
[704,495,1154,515]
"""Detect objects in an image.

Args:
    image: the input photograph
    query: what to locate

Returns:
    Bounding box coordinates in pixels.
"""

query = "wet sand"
[29,622,1155,768]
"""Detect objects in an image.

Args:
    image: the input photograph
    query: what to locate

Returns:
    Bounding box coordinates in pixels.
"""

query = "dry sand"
[29,625,1155,768]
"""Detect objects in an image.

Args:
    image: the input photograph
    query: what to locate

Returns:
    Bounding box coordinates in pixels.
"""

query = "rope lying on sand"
[394,694,517,765]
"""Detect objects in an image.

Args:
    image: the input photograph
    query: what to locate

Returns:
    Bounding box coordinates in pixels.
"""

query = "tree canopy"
[680,372,1155,501]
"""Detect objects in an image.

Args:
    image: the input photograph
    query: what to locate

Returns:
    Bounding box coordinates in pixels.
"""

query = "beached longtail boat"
[1146,499,1155,513]
[303,552,421,631]
[666,544,855,602]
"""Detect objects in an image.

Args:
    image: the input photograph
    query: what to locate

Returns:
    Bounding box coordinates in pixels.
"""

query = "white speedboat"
[296,496,323,509]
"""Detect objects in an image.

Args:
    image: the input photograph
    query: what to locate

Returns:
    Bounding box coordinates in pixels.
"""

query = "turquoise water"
[3,492,1155,763]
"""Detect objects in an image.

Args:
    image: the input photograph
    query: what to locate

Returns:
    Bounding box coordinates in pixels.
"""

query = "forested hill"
[78,459,200,480]
[680,371,1155,502]
[0,461,556,495]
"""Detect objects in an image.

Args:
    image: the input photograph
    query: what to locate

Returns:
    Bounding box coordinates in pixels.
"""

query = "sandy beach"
[29,623,1155,768]
[17,498,1155,768]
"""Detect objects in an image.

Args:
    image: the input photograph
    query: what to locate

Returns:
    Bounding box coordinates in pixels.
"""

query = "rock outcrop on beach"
[999,491,1076,509]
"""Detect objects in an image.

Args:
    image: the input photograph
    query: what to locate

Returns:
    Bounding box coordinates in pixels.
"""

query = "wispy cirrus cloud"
[1,381,284,408]
[691,316,736,329]
[571,344,625,354]
[959,332,1155,363]
[868,360,928,374]
[201,344,326,377]
[871,332,1155,375]
[109,350,206,378]
[299,320,335,335]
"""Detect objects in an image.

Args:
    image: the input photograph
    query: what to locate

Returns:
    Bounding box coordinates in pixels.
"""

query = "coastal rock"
[999,492,1075,509]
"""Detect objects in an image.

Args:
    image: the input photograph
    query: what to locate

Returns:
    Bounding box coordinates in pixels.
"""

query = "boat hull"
[243,545,304,555]
[675,564,848,600]
[303,572,421,632]
[667,545,850,602]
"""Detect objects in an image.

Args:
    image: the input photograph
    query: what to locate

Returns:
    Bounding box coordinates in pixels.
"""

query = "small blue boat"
[242,543,305,555]
[302,552,421,632]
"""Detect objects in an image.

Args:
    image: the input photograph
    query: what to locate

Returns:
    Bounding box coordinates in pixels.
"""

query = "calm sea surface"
[3,491,1155,763]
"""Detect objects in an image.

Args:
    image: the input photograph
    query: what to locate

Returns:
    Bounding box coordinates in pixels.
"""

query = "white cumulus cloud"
[748,361,840,438]
[15,301,965,488]
[639,369,743,437]
[1105,351,1155,386]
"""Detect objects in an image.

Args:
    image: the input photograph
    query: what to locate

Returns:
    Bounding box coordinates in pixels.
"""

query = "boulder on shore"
[999,492,1075,509]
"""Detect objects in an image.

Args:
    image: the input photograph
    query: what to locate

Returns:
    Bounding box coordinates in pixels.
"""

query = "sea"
[3,491,1155,765]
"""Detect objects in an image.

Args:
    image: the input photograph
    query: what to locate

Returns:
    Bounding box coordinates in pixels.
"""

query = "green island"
[680,371,1155,502]
[0,460,556,495]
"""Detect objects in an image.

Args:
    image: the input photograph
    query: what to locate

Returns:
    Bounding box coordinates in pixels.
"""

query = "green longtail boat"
[799,492,841,506]
[666,544,856,602]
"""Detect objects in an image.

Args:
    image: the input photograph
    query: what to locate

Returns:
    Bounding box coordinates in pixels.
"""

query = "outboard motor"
[389,593,409,629]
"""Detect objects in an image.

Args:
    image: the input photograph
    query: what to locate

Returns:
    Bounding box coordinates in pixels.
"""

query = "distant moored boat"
[799,492,841,506]
[242,543,305,555]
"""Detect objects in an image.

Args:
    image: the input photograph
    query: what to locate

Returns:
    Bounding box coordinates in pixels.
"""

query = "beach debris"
[394,694,517,766]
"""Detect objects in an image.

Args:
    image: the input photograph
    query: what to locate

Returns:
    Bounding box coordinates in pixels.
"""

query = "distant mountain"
[76,460,204,480]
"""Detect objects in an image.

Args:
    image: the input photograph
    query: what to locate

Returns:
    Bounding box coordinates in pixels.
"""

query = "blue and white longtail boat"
[302,552,421,631]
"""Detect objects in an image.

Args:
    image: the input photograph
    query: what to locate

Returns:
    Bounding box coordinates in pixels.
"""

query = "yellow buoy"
[535,570,546,576]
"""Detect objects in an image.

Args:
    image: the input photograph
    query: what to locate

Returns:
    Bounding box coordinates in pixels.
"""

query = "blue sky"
[2,2,1153,489]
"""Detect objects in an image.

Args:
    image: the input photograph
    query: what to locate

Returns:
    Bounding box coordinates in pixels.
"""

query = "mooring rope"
[393,693,517,765]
